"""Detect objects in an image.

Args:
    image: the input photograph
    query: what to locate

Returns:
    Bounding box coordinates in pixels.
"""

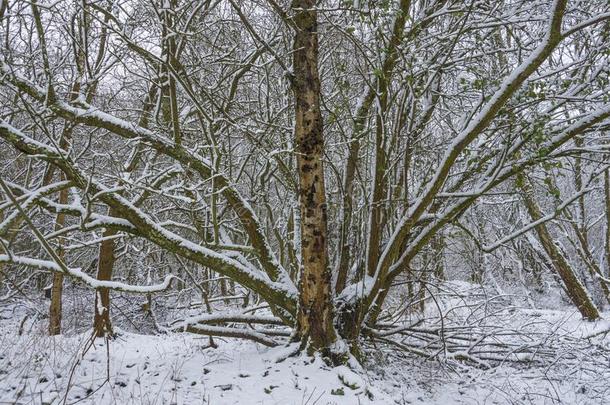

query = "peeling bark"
[291,0,338,358]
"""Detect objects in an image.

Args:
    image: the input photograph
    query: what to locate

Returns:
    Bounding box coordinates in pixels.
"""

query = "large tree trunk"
[291,0,338,359]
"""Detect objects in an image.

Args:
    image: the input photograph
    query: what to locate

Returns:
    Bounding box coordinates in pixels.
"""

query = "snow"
[2,283,608,405]
[336,275,374,305]
[372,0,570,288]
[0,180,71,234]
[2,4,610,404]
[175,311,284,328]
[0,326,393,404]
[0,255,175,293]
[0,110,296,300]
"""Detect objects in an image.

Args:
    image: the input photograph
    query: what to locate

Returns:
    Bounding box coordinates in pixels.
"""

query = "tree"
[290,0,339,357]
[1,0,609,364]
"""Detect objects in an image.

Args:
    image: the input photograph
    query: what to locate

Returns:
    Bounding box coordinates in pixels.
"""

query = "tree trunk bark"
[93,218,116,338]
[291,0,338,359]
[48,185,67,335]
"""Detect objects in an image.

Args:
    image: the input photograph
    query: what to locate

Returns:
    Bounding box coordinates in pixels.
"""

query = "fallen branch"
[179,324,280,347]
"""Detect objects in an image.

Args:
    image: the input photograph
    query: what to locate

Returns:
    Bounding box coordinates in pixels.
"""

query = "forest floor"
[1,283,609,404]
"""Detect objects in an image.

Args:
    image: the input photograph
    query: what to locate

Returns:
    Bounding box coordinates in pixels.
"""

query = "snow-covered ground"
[1,286,609,404]
[0,328,392,405]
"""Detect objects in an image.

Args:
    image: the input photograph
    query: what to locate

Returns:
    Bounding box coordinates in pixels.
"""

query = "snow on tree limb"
[0,254,176,293]
[0,119,298,314]
[0,59,292,290]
